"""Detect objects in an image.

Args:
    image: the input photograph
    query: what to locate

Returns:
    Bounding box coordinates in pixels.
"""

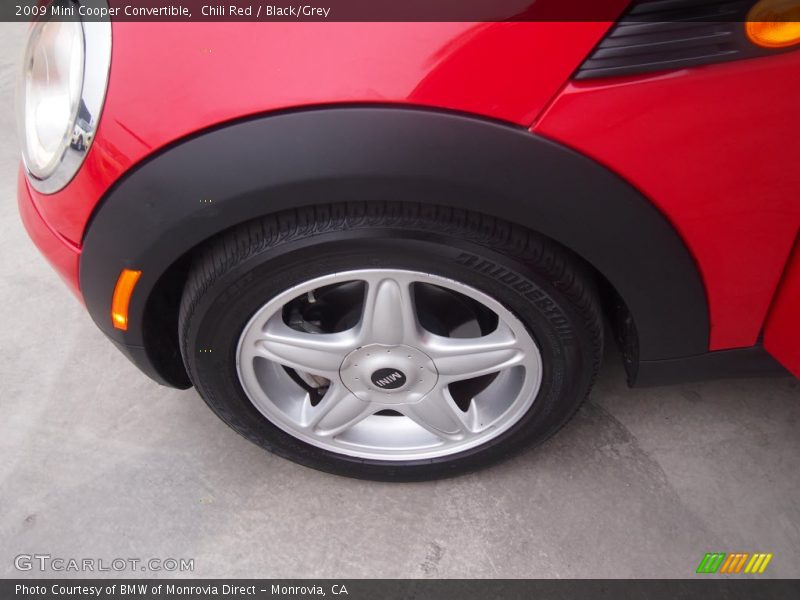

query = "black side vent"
[576,0,787,80]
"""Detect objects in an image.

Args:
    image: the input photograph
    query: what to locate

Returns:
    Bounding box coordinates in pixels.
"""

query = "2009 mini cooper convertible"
[17,0,800,479]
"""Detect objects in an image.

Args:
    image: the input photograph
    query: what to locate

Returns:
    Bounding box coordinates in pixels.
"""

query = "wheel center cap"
[370,368,407,390]
[340,344,438,405]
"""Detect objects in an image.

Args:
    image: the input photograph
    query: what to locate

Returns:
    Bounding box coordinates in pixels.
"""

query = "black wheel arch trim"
[79,106,710,387]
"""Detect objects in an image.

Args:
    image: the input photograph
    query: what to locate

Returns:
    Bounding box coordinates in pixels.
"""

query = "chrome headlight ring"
[17,1,112,194]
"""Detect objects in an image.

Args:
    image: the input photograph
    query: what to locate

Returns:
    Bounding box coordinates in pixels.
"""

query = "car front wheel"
[178,203,603,480]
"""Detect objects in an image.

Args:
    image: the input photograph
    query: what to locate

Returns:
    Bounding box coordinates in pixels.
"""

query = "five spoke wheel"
[237,269,542,461]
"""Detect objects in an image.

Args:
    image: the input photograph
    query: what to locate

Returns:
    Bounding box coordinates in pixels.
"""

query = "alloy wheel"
[236,269,543,461]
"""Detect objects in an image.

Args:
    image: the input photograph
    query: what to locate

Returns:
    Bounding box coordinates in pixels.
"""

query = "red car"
[17,0,800,480]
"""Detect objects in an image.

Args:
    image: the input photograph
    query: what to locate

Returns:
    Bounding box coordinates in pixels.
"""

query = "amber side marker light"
[111,269,142,331]
[746,0,800,48]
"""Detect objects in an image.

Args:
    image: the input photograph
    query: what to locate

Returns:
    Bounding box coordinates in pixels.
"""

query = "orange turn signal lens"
[746,0,800,48]
[111,269,142,331]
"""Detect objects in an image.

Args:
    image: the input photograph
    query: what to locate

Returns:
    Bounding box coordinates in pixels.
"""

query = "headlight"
[16,2,112,194]
[19,20,84,179]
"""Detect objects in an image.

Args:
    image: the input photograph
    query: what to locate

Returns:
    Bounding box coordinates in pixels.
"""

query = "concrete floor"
[1,23,798,579]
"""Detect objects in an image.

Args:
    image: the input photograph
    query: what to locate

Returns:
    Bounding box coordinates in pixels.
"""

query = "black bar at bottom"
[3,579,800,600]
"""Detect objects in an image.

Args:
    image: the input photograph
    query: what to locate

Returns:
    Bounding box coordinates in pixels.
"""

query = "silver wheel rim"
[236,269,543,461]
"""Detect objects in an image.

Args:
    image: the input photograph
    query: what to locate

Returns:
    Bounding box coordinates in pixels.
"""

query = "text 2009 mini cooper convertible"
[17,0,800,479]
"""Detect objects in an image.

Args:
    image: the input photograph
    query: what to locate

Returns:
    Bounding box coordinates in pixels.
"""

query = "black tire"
[178,202,603,481]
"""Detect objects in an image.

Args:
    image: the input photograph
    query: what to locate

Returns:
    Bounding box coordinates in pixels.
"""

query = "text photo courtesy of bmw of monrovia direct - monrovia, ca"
[15,583,345,596]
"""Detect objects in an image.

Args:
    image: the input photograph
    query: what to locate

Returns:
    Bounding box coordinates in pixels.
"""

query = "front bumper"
[17,168,82,299]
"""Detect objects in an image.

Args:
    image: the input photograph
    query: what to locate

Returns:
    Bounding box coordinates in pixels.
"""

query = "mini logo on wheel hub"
[370,368,407,390]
